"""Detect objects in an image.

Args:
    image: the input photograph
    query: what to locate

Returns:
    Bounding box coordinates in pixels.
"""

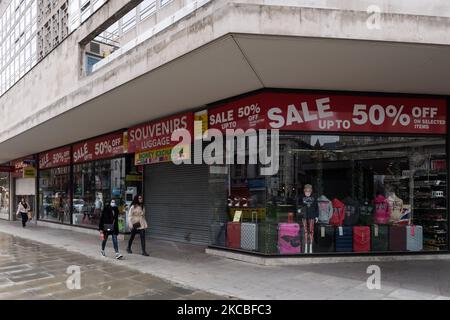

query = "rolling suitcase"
[406,225,423,251]
[389,225,407,251]
[371,224,389,252]
[314,224,335,252]
[335,226,353,252]
[353,226,371,252]
[226,222,241,249]
[258,222,278,254]
[278,223,301,254]
[241,212,258,251]
[210,222,226,246]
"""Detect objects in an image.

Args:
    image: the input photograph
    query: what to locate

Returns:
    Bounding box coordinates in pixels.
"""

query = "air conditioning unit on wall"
[87,41,101,56]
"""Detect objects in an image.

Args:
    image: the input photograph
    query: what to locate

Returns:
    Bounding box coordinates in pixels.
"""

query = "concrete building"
[0,0,449,257]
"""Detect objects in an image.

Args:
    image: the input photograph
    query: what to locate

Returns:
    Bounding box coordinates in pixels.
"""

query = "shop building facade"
[1,1,450,258]
[5,89,449,257]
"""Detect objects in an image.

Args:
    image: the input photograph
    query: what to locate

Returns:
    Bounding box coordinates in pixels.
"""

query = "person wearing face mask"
[99,199,123,259]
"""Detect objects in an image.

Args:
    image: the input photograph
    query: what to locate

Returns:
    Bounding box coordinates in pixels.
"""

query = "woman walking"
[126,195,149,256]
[99,199,123,259]
[16,197,30,228]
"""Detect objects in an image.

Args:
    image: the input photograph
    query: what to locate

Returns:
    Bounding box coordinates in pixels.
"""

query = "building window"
[160,0,173,8]
[121,8,136,34]
[85,54,101,74]
[140,0,156,21]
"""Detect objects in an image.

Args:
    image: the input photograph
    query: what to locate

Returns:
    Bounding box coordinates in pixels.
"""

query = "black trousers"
[20,212,28,227]
[127,228,147,253]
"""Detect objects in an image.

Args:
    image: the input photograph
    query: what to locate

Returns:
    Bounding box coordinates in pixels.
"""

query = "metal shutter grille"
[144,163,212,244]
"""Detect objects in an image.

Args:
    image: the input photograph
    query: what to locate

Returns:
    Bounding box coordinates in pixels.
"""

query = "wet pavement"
[0,233,224,300]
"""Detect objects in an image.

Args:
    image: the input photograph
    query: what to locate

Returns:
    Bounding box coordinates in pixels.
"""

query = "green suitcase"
[371,224,389,252]
[258,222,278,254]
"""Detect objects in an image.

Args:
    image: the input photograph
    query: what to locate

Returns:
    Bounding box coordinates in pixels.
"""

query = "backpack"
[343,197,360,226]
[318,195,333,224]
[330,199,345,227]
[374,195,391,224]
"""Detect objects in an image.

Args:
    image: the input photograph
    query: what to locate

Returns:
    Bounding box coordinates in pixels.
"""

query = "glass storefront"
[72,158,126,228]
[0,172,10,219]
[214,133,448,254]
[39,167,71,224]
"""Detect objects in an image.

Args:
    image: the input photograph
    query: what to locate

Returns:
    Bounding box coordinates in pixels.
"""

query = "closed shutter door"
[144,162,211,244]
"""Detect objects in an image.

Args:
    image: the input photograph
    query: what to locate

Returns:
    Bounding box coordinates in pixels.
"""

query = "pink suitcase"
[278,223,301,254]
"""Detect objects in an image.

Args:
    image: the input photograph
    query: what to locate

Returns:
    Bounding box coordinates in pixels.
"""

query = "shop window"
[39,166,70,224]
[73,158,126,229]
[214,134,448,255]
[0,173,10,218]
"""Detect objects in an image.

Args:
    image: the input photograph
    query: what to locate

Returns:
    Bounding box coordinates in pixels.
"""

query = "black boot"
[127,231,135,254]
[140,232,149,256]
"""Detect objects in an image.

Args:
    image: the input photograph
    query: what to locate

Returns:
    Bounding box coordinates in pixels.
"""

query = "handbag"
[132,222,141,230]
[27,211,33,220]
[103,216,115,232]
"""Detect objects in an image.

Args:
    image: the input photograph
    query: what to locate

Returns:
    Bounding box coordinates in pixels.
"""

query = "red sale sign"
[39,146,71,169]
[73,131,126,164]
[208,92,447,134]
[127,112,194,153]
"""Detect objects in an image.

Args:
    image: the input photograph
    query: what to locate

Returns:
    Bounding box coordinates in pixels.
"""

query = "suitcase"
[210,222,226,246]
[258,222,278,254]
[278,223,301,254]
[371,224,389,252]
[226,222,241,249]
[314,224,335,252]
[335,226,353,252]
[389,225,407,251]
[353,226,371,252]
[407,225,423,252]
[241,212,258,251]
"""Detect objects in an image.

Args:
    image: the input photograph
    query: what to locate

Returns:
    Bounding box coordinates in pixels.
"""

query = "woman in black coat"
[99,199,123,259]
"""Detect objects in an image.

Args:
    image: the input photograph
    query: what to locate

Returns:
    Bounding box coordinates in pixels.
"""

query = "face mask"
[110,201,116,207]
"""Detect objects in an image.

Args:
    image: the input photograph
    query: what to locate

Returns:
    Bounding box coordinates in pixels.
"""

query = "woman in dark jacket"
[99,199,123,259]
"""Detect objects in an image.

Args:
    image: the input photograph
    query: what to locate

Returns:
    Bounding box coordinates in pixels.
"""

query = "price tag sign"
[233,210,242,222]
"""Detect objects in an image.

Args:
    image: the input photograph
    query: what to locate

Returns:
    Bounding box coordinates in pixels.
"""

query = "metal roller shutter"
[144,162,214,245]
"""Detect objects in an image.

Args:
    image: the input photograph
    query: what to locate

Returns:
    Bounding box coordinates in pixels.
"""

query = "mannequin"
[297,184,319,253]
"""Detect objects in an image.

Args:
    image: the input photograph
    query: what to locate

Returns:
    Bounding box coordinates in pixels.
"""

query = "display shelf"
[414,196,446,200]
[424,232,447,236]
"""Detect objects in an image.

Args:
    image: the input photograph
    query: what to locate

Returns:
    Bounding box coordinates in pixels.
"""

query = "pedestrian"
[126,195,149,256]
[99,199,123,260]
[16,197,30,228]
